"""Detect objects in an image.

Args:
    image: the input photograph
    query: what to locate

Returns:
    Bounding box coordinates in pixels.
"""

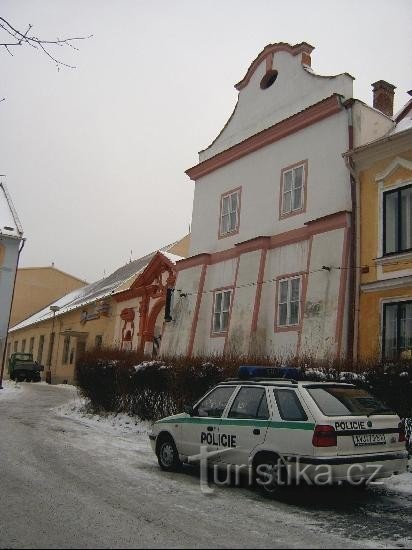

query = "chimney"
[372,80,396,117]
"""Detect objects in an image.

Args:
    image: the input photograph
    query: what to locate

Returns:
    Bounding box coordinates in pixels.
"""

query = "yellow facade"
[7,302,116,385]
[356,140,412,360]
[10,266,87,327]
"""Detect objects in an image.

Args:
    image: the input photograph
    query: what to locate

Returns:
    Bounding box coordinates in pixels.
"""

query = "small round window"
[260,69,278,90]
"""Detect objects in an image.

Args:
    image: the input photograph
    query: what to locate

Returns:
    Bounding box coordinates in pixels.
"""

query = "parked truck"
[8,353,44,382]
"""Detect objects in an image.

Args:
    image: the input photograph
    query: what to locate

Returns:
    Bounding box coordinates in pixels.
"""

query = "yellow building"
[10,266,87,327]
[6,237,189,384]
[349,90,412,360]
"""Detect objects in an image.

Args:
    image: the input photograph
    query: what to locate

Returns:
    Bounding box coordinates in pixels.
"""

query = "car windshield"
[306,386,394,417]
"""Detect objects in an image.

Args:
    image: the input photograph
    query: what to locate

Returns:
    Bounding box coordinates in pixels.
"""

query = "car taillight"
[399,421,406,444]
[312,425,337,448]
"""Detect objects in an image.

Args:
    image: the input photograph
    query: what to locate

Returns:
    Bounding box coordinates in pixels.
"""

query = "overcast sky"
[1,0,411,283]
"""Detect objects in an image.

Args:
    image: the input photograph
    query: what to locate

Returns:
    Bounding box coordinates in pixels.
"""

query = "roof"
[10,242,185,332]
[0,183,23,239]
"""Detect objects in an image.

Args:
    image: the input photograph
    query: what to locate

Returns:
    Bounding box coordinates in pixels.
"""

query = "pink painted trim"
[176,211,349,272]
[187,264,207,356]
[224,257,241,352]
[210,285,235,339]
[250,248,268,333]
[218,186,242,240]
[235,42,314,91]
[297,236,313,354]
[274,272,306,333]
[279,159,308,220]
[335,225,351,356]
[186,95,341,180]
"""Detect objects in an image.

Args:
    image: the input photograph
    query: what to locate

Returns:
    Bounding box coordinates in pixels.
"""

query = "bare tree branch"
[0,16,92,69]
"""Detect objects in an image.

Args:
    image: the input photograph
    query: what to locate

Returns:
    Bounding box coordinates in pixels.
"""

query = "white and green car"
[149,368,408,489]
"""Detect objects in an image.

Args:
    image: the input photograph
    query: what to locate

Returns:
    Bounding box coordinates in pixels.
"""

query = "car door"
[179,385,237,460]
[217,386,271,467]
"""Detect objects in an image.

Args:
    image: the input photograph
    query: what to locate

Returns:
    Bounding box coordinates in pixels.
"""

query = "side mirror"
[183,405,194,416]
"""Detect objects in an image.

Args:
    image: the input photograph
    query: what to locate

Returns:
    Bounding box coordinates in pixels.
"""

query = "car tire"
[254,453,287,496]
[156,435,182,472]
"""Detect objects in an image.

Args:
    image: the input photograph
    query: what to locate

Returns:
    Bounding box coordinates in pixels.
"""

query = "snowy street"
[0,383,411,549]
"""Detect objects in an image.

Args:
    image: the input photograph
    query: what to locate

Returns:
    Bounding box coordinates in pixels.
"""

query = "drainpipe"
[342,99,359,364]
[0,238,26,389]
[343,129,361,363]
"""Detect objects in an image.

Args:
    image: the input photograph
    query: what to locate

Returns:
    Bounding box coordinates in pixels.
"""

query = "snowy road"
[0,383,411,549]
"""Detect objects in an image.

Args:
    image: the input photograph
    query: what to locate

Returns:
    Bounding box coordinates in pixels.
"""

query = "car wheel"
[254,453,287,496]
[157,435,182,472]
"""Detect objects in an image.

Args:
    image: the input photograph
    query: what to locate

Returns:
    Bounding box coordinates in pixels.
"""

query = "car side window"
[274,389,308,421]
[228,387,270,420]
[195,386,235,418]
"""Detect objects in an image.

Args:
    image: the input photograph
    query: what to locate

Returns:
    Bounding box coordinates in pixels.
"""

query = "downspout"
[344,137,361,363]
[343,99,358,363]
[0,237,26,389]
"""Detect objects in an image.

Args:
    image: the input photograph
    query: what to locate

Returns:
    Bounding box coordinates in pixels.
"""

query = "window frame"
[211,287,233,336]
[383,183,412,256]
[228,386,270,420]
[274,389,308,422]
[275,274,303,331]
[62,336,70,365]
[37,335,45,364]
[218,187,241,239]
[382,299,412,360]
[193,385,237,418]
[279,160,308,220]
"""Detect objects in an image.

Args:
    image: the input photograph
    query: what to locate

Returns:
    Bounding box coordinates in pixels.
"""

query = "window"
[383,301,412,359]
[277,276,301,327]
[307,386,393,417]
[220,189,240,237]
[95,335,103,350]
[21,340,26,353]
[37,336,45,364]
[6,343,11,359]
[62,336,70,365]
[47,333,55,367]
[274,389,308,421]
[195,386,236,418]
[29,337,35,355]
[229,387,269,420]
[13,341,18,353]
[212,289,232,333]
[281,163,306,217]
[384,184,412,255]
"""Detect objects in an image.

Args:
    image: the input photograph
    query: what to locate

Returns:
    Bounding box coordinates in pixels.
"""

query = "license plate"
[353,434,386,447]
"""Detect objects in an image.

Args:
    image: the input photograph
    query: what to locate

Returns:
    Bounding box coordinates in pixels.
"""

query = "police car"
[149,366,408,489]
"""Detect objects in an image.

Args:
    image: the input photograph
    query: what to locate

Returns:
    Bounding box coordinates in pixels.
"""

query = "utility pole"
[46,305,60,384]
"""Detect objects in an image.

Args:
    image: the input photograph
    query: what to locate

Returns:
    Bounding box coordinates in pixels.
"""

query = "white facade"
[0,183,24,365]
[161,43,391,359]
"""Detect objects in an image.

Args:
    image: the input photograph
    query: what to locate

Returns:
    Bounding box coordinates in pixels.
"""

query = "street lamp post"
[47,305,60,384]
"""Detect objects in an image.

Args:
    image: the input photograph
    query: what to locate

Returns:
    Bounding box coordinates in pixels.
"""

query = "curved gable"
[199,42,354,163]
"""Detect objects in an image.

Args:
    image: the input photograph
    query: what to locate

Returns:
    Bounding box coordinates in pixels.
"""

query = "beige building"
[6,237,189,384]
[10,266,87,327]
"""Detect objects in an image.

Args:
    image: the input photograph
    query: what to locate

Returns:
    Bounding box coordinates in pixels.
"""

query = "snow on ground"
[0,379,24,399]
[55,392,152,438]
[56,393,412,496]
[382,459,412,495]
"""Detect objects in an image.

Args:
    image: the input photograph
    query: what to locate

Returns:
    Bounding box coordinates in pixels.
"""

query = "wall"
[7,301,116,385]
[10,267,87,327]
[190,110,351,257]
[0,236,20,365]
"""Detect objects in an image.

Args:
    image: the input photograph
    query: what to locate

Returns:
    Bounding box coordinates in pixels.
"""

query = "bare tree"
[0,16,91,69]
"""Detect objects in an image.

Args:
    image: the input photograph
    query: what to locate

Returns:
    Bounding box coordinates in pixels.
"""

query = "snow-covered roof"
[390,104,412,136]
[161,251,185,265]
[0,183,23,239]
[10,243,183,332]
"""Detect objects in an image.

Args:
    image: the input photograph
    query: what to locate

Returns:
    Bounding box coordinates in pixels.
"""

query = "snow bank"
[382,459,412,495]
[55,395,152,437]
[0,380,23,399]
